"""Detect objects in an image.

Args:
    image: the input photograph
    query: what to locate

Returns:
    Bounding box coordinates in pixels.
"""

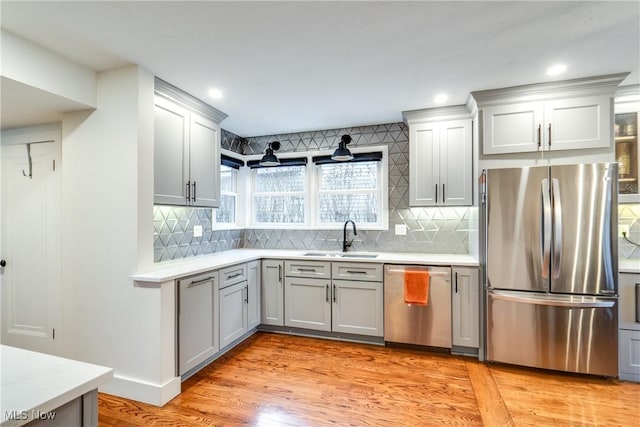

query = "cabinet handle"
[192,181,197,202]
[548,124,552,147]
[187,276,214,288]
[442,184,445,203]
[298,268,316,272]
[227,272,243,279]
[245,285,249,303]
[346,270,367,274]
[278,264,282,283]
[185,180,191,202]
[435,184,438,203]
[537,124,542,148]
[635,284,640,323]
[333,284,337,303]
[326,284,329,303]
[455,271,458,293]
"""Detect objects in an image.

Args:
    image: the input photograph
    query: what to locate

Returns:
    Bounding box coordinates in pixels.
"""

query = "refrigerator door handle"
[490,290,615,308]
[551,178,562,279]
[541,178,552,279]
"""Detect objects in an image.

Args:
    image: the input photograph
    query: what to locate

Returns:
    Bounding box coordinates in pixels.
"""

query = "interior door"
[1,128,62,355]
[486,166,549,292]
[549,163,618,295]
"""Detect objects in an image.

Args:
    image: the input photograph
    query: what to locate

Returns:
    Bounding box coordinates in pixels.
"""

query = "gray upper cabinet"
[481,96,610,154]
[404,106,473,207]
[472,73,628,156]
[154,79,227,208]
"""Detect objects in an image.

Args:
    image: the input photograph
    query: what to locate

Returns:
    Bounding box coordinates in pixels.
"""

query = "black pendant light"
[331,135,354,161]
[259,141,281,166]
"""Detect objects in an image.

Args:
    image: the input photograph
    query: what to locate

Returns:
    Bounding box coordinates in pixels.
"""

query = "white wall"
[1,30,97,107]
[61,65,174,405]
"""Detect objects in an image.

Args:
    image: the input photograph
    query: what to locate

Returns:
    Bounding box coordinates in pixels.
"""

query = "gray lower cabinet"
[247,260,261,330]
[451,267,480,349]
[619,272,640,382]
[332,279,383,336]
[178,271,219,376]
[26,390,99,427]
[283,261,383,337]
[284,276,332,331]
[261,260,284,326]
[219,280,248,349]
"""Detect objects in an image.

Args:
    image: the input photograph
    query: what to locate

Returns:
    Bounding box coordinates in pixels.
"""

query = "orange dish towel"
[404,270,430,305]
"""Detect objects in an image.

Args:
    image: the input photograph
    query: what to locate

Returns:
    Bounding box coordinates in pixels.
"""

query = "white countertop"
[620,258,640,274]
[1,345,113,427]
[131,249,479,283]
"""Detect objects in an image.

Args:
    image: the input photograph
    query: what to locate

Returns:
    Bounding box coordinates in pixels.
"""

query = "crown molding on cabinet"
[471,72,629,107]
[155,77,228,124]
[402,104,473,125]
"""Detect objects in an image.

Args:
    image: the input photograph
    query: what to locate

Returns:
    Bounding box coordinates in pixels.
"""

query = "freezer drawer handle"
[491,291,615,308]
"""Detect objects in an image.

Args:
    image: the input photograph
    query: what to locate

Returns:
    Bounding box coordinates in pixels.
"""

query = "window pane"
[319,193,378,223]
[320,162,377,191]
[254,195,305,223]
[255,166,306,192]
[220,166,236,192]
[216,194,235,223]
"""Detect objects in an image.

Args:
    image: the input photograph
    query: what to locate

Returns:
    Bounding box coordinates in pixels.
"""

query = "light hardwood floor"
[99,332,640,426]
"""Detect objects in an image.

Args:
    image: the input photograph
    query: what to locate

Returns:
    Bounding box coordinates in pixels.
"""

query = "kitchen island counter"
[1,345,113,427]
[130,249,479,283]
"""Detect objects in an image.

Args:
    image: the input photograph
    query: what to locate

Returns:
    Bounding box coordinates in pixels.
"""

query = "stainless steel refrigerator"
[483,163,618,377]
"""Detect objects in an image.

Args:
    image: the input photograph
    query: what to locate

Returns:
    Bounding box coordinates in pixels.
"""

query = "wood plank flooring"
[99,332,640,426]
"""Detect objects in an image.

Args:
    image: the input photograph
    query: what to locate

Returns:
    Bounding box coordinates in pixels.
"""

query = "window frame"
[244,145,388,230]
[212,149,243,230]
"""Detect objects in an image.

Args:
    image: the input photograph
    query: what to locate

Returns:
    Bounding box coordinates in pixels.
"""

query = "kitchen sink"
[302,252,378,259]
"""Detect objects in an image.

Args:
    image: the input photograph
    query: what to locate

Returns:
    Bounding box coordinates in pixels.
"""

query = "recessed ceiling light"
[208,88,223,99]
[547,64,567,76]
[434,93,448,104]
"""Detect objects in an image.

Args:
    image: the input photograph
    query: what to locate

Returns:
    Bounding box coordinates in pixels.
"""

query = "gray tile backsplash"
[619,203,640,259]
[154,123,469,262]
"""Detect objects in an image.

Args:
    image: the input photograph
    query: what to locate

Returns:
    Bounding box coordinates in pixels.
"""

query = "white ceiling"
[1,1,639,136]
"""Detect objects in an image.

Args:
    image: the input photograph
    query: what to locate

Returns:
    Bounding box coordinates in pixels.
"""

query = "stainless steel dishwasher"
[384,265,452,348]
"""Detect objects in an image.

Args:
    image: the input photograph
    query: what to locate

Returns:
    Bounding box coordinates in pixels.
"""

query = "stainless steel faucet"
[342,220,357,252]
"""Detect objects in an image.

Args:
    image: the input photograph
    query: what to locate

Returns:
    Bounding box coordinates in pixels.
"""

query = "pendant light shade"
[260,141,281,166]
[331,135,354,161]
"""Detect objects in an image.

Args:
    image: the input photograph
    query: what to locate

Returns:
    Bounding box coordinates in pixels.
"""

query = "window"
[216,165,237,225]
[317,161,381,226]
[252,165,306,224]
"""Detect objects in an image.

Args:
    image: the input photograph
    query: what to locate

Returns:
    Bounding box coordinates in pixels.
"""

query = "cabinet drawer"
[220,263,248,288]
[285,260,331,279]
[332,262,383,282]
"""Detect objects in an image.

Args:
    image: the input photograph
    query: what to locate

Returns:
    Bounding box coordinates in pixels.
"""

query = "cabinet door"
[409,122,439,206]
[619,329,640,381]
[178,272,218,375]
[154,96,189,205]
[482,102,544,154]
[188,112,221,207]
[284,277,331,332]
[219,281,247,349]
[544,95,610,151]
[451,267,479,348]
[332,280,383,337]
[261,260,284,326]
[440,120,473,206]
[247,260,261,330]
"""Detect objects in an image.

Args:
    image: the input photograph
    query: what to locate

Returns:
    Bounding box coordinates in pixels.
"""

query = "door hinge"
[52,328,55,339]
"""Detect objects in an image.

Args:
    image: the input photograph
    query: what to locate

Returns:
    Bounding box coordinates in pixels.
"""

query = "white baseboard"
[99,374,181,406]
